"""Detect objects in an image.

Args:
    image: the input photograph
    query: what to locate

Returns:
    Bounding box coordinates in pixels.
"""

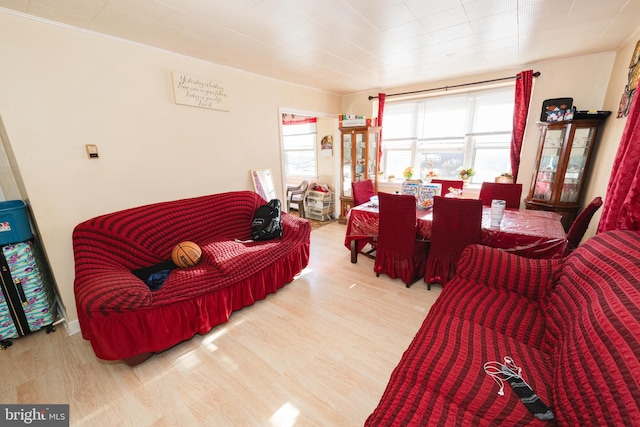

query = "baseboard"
[53,298,81,335]
[65,319,81,336]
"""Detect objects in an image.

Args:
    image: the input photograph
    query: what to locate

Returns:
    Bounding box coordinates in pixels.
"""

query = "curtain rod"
[368,71,540,100]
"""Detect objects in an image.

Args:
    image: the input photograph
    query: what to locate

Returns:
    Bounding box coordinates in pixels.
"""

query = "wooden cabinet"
[339,126,380,223]
[525,119,607,231]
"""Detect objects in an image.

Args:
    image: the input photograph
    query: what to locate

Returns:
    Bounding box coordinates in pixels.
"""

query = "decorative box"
[401,180,422,199]
[340,119,367,127]
[417,183,442,210]
[402,181,442,210]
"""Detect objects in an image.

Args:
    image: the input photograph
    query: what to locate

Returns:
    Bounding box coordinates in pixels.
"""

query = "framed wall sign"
[172,71,230,111]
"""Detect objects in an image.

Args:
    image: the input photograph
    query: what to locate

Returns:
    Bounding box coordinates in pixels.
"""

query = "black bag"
[251,199,283,241]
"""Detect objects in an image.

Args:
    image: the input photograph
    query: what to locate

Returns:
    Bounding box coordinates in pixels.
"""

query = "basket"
[0,200,33,245]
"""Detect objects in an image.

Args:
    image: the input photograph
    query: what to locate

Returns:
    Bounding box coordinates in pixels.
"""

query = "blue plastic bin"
[0,200,32,245]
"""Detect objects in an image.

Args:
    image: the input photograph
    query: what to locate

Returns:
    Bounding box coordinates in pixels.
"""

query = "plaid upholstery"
[566,196,603,252]
[424,197,483,287]
[479,182,523,208]
[72,191,311,360]
[366,230,640,426]
[374,193,429,285]
[430,179,464,195]
[352,179,376,207]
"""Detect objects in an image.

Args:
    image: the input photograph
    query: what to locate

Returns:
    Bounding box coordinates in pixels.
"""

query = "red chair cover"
[351,179,377,255]
[352,179,375,207]
[431,179,464,196]
[566,196,603,252]
[479,182,523,208]
[374,193,429,287]
[424,196,482,288]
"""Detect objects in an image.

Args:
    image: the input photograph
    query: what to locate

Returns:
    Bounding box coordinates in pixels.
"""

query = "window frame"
[380,86,515,184]
[281,118,317,178]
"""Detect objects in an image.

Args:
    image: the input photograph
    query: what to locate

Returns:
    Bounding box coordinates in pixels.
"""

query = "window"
[381,87,514,184]
[282,115,317,177]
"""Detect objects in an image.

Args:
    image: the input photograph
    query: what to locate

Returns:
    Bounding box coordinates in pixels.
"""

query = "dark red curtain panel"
[377,93,386,167]
[510,70,534,181]
[597,93,640,233]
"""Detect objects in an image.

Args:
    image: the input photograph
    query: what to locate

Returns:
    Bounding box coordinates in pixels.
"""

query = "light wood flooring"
[0,222,441,427]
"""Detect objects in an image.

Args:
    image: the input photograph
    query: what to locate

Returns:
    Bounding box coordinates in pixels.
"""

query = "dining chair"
[431,179,464,196]
[424,196,483,289]
[286,180,308,218]
[566,196,603,254]
[351,179,377,258]
[479,182,523,208]
[352,179,376,207]
[374,192,429,287]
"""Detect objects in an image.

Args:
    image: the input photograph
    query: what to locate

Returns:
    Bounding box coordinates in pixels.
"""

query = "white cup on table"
[490,199,506,227]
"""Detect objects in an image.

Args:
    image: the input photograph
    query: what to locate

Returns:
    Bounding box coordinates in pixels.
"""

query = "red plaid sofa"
[73,191,310,364]
[366,229,640,426]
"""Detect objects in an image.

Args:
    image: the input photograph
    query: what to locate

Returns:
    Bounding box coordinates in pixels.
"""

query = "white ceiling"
[2,0,640,95]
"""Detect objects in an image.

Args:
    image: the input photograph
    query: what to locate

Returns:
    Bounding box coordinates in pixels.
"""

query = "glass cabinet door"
[532,128,564,201]
[342,134,353,197]
[355,132,365,180]
[561,126,595,203]
[339,126,381,223]
[368,130,378,184]
[526,117,608,232]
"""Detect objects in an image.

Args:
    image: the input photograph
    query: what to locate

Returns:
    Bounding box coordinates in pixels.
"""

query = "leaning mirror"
[250,169,277,202]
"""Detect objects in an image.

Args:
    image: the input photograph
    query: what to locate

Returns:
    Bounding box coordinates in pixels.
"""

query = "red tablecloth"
[345,203,568,260]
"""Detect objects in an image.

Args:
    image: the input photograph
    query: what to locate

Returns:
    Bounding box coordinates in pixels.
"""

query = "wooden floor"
[0,221,441,427]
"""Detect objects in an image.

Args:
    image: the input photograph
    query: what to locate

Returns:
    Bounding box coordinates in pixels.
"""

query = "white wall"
[315,117,338,188]
[0,11,341,325]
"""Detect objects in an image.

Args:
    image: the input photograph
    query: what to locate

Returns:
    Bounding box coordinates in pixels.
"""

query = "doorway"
[278,108,339,218]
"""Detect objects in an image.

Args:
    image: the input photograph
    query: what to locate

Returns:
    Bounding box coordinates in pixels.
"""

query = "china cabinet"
[525,118,607,231]
[339,126,380,222]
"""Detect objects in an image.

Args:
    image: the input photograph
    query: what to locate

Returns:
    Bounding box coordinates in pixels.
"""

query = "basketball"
[171,241,202,268]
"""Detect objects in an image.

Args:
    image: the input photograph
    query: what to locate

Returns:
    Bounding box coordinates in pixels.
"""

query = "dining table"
[344,202,568,263]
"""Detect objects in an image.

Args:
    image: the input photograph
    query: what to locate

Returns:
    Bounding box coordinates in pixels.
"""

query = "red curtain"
[510,70,534,181]
[597,92,640,233]
[377,93,386,168]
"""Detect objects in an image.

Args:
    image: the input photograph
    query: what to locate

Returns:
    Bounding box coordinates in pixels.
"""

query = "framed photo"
[630,64,640,91]
[629,39,640,68]
[540,98,573,122]
[619,39,640,118]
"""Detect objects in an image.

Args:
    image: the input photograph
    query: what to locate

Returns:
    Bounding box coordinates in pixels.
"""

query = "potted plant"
[387,174,396,182]
[403,166,415,180]
[458,168,475,183]
[495,172,514,183]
